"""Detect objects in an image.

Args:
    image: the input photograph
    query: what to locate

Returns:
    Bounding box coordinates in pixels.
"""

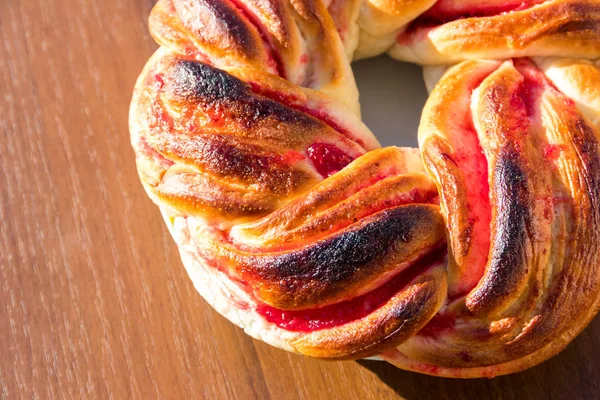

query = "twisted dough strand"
[385,58,600,377]
[131,45,449,359]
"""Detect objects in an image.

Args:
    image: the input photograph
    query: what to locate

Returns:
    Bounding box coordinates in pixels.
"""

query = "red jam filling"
[246,81,367,149]
[543,144,567,160]
[421,0,540,23]
[256,248,445,333]
[154,73,165,90]
[307,142,354,177]
[399,0,542,42]
[281,150,306,164]
[446,120,491,296]
[417,313,456,337]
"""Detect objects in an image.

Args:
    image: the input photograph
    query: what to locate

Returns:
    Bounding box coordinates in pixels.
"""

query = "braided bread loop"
[131,0,600,377]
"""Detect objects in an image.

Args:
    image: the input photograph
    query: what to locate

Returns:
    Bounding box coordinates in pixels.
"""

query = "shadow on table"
[356,317,600,400]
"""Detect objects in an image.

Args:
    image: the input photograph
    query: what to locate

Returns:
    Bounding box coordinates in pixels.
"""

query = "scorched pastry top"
[130,0,600,378]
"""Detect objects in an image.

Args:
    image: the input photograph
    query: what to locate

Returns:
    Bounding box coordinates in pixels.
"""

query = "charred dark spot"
[440,152,457,165]
[554,19,599,34]
[168,60,317,128]
[503,97,600,355]
[572,120,600,164]
[255,245,446,332]
[246,206,438,286]
[551,3,600,35]
[168,134,312,195]
[388,295,423,322]
[201,0,255,52]
[170,59,247,102]
[488,147,530,288]
[247,82,367,147]
[572,121,600,209]
[460,351,473,362]
[469,145,530,310]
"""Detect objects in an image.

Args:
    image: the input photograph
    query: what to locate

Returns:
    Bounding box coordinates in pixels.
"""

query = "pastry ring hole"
[352,56,427,147]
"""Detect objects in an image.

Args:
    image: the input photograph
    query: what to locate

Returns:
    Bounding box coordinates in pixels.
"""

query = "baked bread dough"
[130,0,600,377]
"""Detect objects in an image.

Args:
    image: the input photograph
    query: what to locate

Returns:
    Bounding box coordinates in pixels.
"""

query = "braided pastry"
[130,0,600,377]
[333,0,600,63]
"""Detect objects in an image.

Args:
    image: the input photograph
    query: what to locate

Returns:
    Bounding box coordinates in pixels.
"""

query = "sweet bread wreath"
[130,0,600,378]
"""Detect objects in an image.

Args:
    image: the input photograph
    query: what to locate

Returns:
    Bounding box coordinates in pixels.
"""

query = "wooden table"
[2,1,600,398]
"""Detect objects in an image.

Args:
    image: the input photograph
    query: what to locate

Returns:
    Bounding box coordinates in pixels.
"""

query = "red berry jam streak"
[400,0,543,42]
[256,248,445,333]
[307,142,355,178]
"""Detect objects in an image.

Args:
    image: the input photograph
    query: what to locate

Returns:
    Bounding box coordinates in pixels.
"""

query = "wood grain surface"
[2,0,600,398]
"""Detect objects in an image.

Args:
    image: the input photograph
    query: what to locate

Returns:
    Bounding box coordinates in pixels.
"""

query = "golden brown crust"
[390,0,600,64]
[199,204,445,310]
[352,0,436,59]
[150,0,361,113]
[130,0,600,376]
[130,48,376,224]
[389,58,600,377]
[329,0,600,65]
[233,148,435,247]
[292,265,448,359]
[130,42,446,360]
